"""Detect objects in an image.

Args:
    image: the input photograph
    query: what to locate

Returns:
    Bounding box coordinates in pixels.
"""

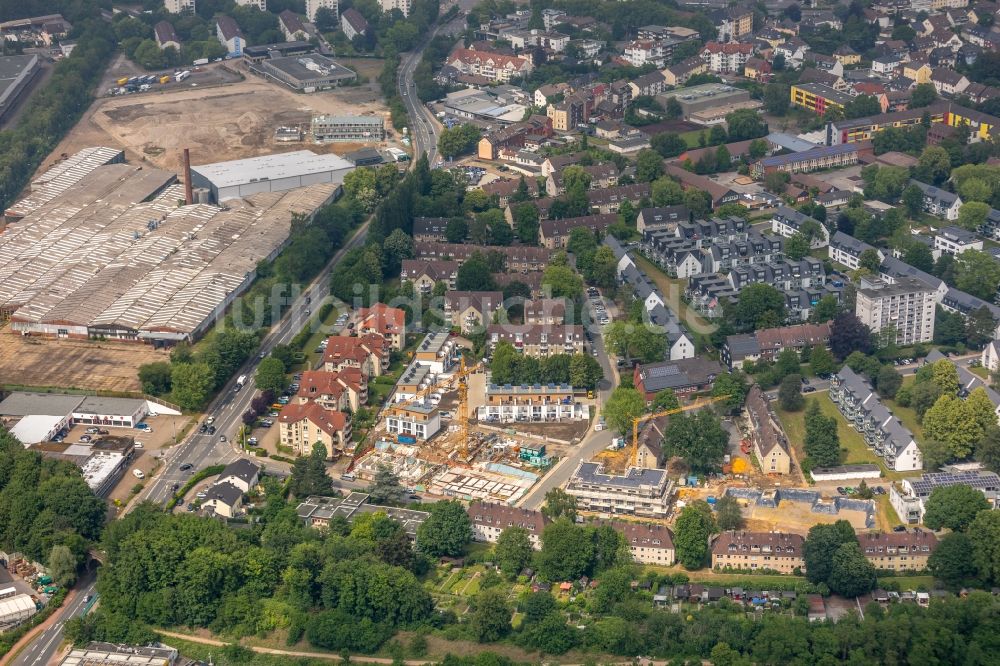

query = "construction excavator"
[629,394,730,468]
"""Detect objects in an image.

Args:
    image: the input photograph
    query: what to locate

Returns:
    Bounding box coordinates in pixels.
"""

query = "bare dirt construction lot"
[746,499,871,533]
[47,70,394,173]
[0,325,170,392]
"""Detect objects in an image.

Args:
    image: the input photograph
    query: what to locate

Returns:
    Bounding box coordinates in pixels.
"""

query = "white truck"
[175,70,191,82]
[235,375,247,391]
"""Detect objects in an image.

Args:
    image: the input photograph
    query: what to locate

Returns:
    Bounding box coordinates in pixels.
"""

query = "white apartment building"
[379,0,410,16]
[933,225,983,259]
[235,0,266,9]
[565,462,673,519]
[385,403,440,440]
[164,0,195,13]
[855,276,936,346]
[306,0,338,22]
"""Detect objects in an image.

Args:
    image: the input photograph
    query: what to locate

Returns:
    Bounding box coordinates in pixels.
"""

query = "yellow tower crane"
[629,395,730,468]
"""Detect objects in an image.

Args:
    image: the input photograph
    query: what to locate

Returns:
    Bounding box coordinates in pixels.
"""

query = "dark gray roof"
[879,256,943,290]
[937,225,979,245]
[638,357,723,392]
[942,287,1000,319]
[573,461,666,488]
[220,458,261,485]
[726,333,761,359]
[912,179,960,207]
[205,481,243,507]
[830,230,876,257]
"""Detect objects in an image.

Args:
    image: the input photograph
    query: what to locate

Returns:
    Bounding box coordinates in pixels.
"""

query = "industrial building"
[311,114,386,142]
[190,150,353,202]
[253,54,356,91]
[0,392,163,445]
[0,149,339,343]
[30,439,135,497]
[656,83,751,119]
[0,54,40,123]
[4,146,125,220]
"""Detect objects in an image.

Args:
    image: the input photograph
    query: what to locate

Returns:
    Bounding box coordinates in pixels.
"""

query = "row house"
[477,383,589,422]
[912,180,962,220]
[547,93,591,131]
[486,324,585,357]
[728,257,826,295]
[752,142,870,179]
[711,531,804,573]
[414,242,554,272]
[412,217,449,242]
[722,321,831,369]
[930,68,970,97]
[628,71,668,98]
[524,298,566,325]
[664,165,743,209]
[636,205,691,233]
[400,259,460,293]
[663,57,709,86]
[587,182,651,214]
[539,214,617,249]
[700,41,755,74]
[467,502,675,564]
[829,366,923,472]
[859,531,938,571]
[444,290,504,333]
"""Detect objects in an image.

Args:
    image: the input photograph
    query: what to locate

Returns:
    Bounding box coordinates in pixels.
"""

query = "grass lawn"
[775,394,906,480]
[680,129,705,148]
[632,254,715,348]
[644,565,805,587]
[970,365,989,379]
[878,575,937,590]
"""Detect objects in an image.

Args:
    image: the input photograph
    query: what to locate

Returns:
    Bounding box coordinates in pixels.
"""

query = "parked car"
[803,386,816,393]
[837,487,846,495]
[179,463,193,471]
[79,435,92,443]
[248,437,258,445]
[86,427,99,434]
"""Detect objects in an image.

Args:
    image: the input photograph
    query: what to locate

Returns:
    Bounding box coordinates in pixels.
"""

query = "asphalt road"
[518,297,619,510]
[10,577,96,666]
[398,40,440,164]
[139,219,371,507]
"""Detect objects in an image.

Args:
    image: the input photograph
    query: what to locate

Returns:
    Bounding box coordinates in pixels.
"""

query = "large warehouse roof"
[0,151,338,340]
[191,150,354,188]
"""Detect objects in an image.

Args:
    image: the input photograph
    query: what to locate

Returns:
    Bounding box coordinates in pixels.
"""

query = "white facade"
[164,0,195,13]
[934,225,983,258]
[307,0,338,22]
[983,340,1000,373]
[855,277,936,346]
[385,405,441,440]
[378,0,411,16]
[235,0,266,8]
[477,402,589,423]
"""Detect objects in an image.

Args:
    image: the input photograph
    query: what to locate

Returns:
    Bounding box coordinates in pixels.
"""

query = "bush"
[306,609,393,653]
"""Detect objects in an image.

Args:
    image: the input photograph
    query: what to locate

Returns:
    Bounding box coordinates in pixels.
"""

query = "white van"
[132,469,145,480]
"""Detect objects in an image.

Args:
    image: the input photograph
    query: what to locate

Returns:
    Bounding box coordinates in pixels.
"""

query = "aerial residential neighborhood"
[1,0,1000,662]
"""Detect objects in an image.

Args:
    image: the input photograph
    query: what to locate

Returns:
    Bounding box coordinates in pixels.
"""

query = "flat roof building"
[855,276,936,346]
[311,114,386,142]
[190,150,353,202]
[297,492,429,535]
[565,462,673,518]
[0,54,40,123]
[254,54,356,91]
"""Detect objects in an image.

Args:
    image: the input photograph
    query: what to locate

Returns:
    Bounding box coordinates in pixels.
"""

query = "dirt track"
[46,74,394,173]
[0,326,169,392]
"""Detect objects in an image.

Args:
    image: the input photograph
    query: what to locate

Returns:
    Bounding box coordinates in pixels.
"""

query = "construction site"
[351,356,586,504]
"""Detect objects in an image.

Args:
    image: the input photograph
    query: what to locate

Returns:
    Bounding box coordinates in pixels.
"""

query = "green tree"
[803,520,857,585]
[255,357,287,396]
[289,443,335,496]
[732,283,786,330]
[844,95,882,119]
[651,177,684,205]
[541,264,583,299]
[539,519,594,580]
[663,410,730,472]
[858,248,882,273]
[456,253,498,291]
[955,249,1000,301]
[569,353,602,389]
[809,345,837,376]
[366,464,404,506]
[416,500,472,557]
[725,108,768,140]
[958,201,991,231]
[470,588,511,642]
[804,399,841,467]
[636,148,664,182]
[810,295,839,324]
[763,83,790,115]
[603,387,646,436]
[49,544,77,587]
[541,488,577,522]
[931,359,961,395]
[495,527,533,578]
[651,388,680,412]
[784,232,810,261]
[968,510,1000,584]
[445,217,468,243]
[922,484,992,531]
[778,374,805,411]
[830,312,874,359]
[714,494,744,531]
[910,82,938,109]
[437,124,482,159]
[651,132,688,158]
[902,184,925,217]
[827,542,876,597]
[674,501,717,569]
[171,362,215,410]
[712,371,749,412]
[138,362,172,396]
[929,532,979,589]
[512,203,539,244]
[875,365,902,399]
